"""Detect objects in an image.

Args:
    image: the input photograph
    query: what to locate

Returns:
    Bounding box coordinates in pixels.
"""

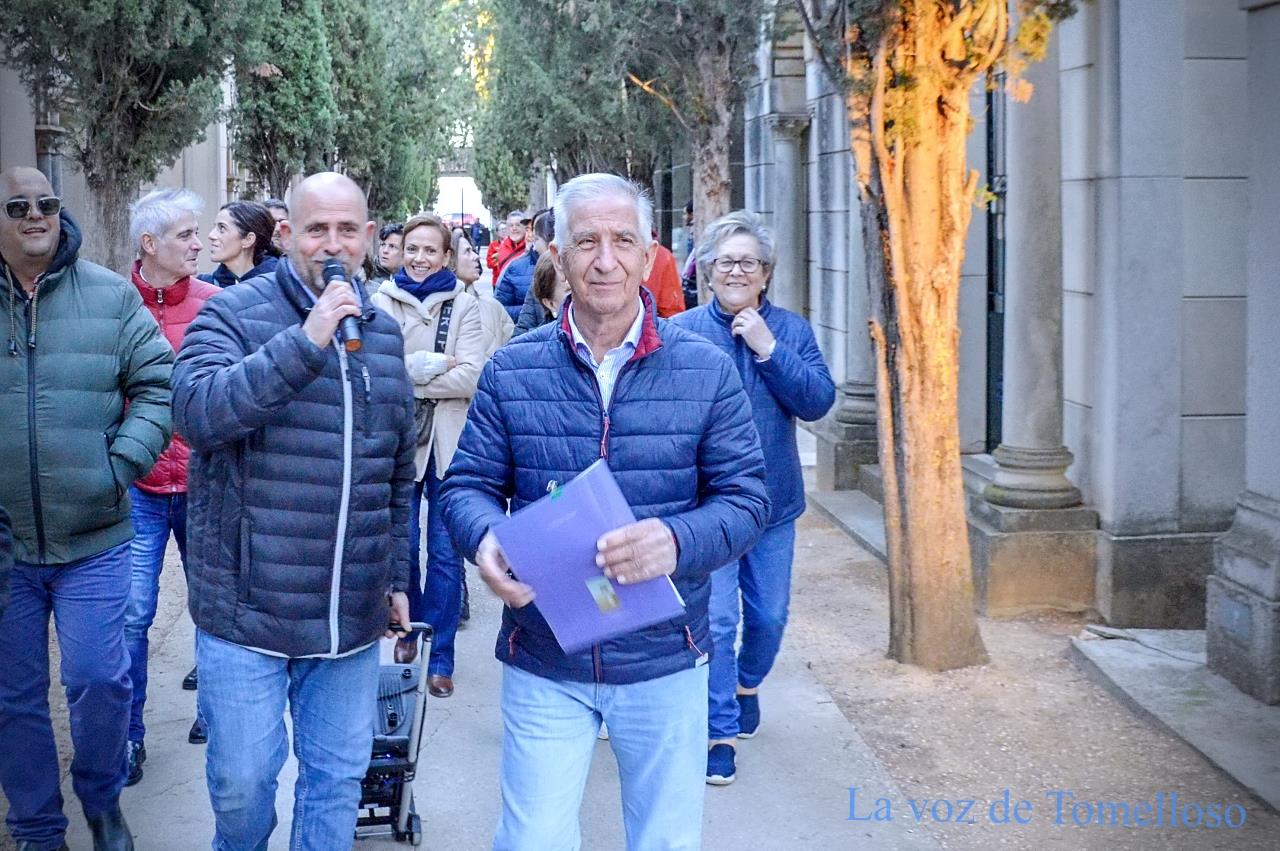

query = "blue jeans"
[495,663,708,851]
[125,487,187,744]
[196,629,378,851]
[0,541,132,848]
[409,454,463,677]
[707,521,796,740]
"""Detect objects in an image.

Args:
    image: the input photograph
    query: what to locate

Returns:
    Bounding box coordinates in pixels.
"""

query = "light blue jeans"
[707,521,796,740]
[196,630,378,851]
[124,486,187,744]
[495,663,708,851]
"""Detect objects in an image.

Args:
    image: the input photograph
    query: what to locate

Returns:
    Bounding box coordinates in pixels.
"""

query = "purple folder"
[490,459,686,654]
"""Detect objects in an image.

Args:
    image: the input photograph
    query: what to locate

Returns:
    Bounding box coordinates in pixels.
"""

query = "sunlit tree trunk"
[838,0,1011,670]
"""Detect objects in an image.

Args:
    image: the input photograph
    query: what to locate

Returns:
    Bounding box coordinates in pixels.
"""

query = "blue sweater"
[671,297,835,526]
[440,291,770,684]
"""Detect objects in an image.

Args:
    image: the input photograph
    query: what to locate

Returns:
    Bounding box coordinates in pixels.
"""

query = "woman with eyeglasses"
[670,209,836,787]
[199,201,281,288]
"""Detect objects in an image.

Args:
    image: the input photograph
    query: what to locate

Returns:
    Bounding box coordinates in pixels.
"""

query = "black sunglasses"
[4,195,62,220]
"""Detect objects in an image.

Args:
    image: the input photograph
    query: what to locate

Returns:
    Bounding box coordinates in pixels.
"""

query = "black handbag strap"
[433,299,454,354]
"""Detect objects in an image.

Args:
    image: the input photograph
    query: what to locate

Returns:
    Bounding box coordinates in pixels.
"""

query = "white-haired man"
[122,188,221,786]
[441,173,770,850]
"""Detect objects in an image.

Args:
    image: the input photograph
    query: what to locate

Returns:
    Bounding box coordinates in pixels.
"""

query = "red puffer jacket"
[131,261,220,494]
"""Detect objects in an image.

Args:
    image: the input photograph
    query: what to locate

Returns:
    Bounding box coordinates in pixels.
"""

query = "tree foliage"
[471,0,680,214]
[796,0,1077,671]
[232,0,337,198]
[0,0,264,270]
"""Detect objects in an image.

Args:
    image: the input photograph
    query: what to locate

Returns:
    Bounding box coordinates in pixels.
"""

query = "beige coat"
[466,284,515,357]
[372,279,485,480]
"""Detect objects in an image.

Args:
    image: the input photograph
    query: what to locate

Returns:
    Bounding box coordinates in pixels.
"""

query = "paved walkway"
[40,529,928,848]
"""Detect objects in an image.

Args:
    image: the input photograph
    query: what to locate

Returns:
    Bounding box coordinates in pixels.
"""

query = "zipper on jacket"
[593,643,604,683]
[23,294,46,561]
[330,343,356,656]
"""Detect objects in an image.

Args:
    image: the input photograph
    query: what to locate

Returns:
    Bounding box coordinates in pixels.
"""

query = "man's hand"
[302,279,361,349]
[476,531,535,608]
[385,591,411,638]
[730,307,776,359]
[595,518,678,585]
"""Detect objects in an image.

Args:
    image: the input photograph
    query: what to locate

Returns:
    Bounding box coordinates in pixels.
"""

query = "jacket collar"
[131,260,192,305]
[557,286,664,363]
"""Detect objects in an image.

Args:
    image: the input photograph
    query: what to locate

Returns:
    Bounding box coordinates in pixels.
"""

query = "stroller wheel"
[408,813,423,846]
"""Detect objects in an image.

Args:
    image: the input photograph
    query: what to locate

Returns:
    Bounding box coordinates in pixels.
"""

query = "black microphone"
[321,259,363,352]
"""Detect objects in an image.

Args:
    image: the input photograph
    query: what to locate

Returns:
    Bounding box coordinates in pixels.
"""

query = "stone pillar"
[1207,0,1280,705]
[765,113,809,315]
[967,38,1099,617]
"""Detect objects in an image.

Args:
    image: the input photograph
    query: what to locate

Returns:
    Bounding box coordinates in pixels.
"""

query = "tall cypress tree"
[232,0,338,197]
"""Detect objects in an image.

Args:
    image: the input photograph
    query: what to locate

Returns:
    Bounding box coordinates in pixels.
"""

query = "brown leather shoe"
[427,675,454,698]
[393,636,419,664]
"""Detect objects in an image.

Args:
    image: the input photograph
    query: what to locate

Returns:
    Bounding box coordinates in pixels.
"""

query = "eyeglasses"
[4,195,61,220]
[713,256,763,274]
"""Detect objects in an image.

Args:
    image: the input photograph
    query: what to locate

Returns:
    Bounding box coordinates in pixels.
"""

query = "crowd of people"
[0,163,834,851]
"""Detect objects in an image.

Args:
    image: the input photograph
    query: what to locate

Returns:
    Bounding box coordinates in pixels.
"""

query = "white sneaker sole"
[706,773,736,786]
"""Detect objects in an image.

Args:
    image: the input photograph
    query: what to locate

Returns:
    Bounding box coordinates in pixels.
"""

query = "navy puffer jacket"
[173,263,417,658]
[671,297,835,526]
[440,291,770,685]
[493,249,536,322]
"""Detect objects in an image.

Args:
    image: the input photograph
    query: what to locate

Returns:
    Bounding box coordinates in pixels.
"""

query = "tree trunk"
[842,2,1006,671]
[87,175,139,277]
[689,39,736,301]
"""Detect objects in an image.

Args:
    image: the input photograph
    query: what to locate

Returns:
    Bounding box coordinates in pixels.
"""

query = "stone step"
[807,489,888,562]
[858,463,884,504]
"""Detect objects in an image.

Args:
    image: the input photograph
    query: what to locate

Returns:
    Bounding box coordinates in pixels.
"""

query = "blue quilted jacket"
[440,291,770,684]
[493,249,536,322]
[173,263,418,658]
[671,298,835,526]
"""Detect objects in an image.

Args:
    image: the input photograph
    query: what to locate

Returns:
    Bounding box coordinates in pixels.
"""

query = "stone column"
[765,113,809,315]
[1207,0,1280,705]
[968,38,1098,617]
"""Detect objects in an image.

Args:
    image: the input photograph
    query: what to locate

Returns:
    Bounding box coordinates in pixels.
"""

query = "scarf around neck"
[395,266,456,302]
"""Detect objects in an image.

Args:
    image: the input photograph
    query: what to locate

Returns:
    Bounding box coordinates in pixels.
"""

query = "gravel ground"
[786,509,1279,850]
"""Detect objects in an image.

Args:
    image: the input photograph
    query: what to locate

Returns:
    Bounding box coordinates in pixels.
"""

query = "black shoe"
[86,807,134,851]
[124,740,146,787]
[188,715,208,744]
[182,666,198,691]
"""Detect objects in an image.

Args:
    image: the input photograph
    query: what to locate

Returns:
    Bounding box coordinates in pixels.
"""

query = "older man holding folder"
[441,173,769,851]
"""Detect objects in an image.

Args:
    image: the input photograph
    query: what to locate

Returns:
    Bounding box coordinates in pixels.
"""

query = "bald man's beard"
[290,248,360,295]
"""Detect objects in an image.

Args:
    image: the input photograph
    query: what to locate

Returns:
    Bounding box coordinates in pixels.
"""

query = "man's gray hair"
[552,174,653,250]
[129,188,204,252]
[695,209,777,272]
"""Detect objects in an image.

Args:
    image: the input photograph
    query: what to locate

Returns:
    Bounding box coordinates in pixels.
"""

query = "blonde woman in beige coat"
[371,213,484,692]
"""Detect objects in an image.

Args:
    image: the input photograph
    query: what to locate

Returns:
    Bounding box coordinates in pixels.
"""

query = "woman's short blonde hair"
[402,213,453,258]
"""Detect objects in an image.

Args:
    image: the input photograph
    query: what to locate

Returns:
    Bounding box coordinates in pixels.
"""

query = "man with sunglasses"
[0,166,174,851]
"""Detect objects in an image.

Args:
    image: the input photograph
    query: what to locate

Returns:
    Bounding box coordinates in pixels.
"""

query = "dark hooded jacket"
[199,254,280,289]
[0,212,174,564]
[173,262,417,658]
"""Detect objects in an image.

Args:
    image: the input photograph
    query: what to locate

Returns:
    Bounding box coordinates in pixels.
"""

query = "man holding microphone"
[172,172,417,850]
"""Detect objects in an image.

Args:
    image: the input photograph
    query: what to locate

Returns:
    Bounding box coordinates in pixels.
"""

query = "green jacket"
[1,212,173,565]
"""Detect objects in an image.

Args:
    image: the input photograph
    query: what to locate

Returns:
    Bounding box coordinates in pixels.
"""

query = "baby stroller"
[355,622,433,846]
